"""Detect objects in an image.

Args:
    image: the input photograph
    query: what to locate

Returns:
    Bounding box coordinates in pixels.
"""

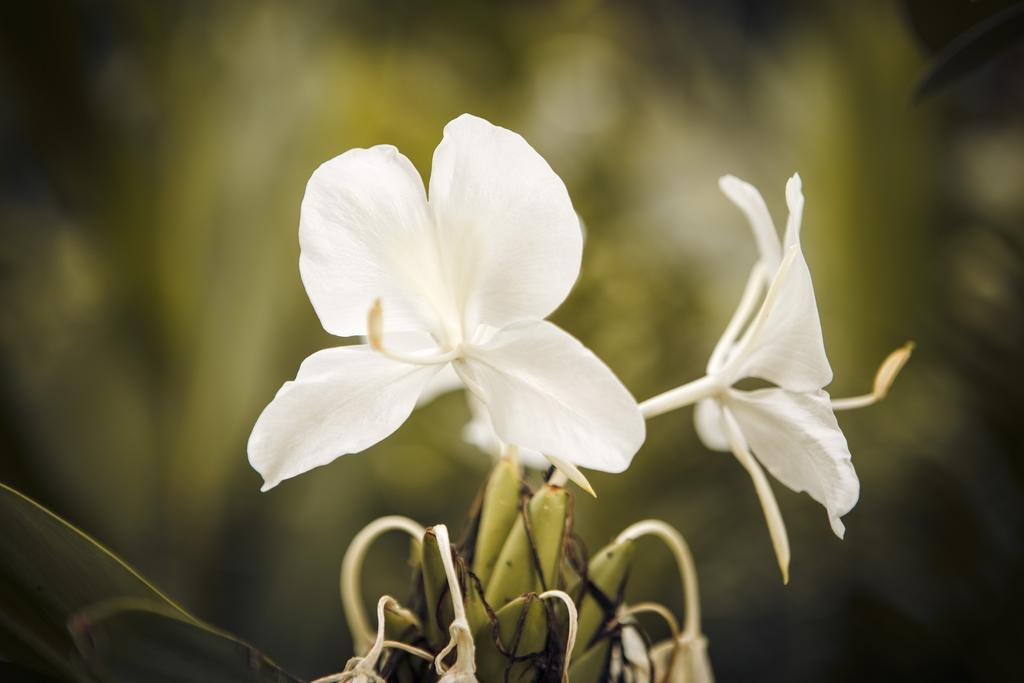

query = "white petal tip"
[781,562,790,585]
[718,174,745,192]
[260,480,277,493]
[785,174,804,214]
[545,454,597,498]
[830,516,847,539]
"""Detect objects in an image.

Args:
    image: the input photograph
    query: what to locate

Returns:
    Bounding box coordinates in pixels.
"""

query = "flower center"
[367,298,465,366]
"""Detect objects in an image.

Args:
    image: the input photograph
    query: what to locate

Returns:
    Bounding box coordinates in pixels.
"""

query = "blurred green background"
[2,0,1023,680]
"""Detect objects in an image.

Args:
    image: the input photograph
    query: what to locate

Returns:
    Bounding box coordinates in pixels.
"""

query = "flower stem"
[639,375,721,420]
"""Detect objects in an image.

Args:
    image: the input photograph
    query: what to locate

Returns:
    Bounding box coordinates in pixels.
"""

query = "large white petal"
[459,320,644,473]
[462,394,550,470]
[248,345,440,490]
[428,114,583,331]
[727,247,832,392]
[719,174,781,272]
[725,388,859,538]
[299,145,453,338]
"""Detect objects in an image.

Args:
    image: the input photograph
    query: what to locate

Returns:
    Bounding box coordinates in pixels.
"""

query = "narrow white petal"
[460,320,645,473]
[726,388,859,538]
[721,406,791,583]
[727,247,833,392]
[248,345,440,490]
[299,145,451,338]
[719,175,782,272]
[706,263,766,375]
[693,398,729,452]
[428,114,583,331]
[783,173,804,251]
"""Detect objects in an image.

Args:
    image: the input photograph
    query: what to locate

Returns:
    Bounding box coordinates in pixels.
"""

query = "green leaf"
[69,599,300,683]
[0,481,192,680]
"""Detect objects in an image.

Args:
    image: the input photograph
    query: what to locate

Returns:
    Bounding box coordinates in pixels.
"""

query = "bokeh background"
[2,0,1023,680]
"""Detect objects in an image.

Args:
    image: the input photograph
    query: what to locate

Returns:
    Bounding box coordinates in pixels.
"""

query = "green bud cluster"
[348,457,707,682]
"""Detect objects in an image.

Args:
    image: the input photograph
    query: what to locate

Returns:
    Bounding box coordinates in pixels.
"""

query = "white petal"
[248,345,440,490]
[428,114,583,330]
[727,247,832,392]
[299,145,453,338]
[719,175,782,272]
[783,173,804,251]
[721,405,791,583]
[418,363,463,407]
[706,264,766,375]
[461,394,550,470]
[726,388,859,538]
[694,399,729,452]
[459,320,644,473]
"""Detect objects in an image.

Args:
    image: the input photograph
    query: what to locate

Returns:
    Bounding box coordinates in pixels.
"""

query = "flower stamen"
[367,299,463,366]
[832,342,914,411]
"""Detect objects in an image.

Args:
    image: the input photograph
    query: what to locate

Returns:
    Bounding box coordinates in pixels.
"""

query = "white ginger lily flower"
[248,114,645,490]
[641,174,911,582]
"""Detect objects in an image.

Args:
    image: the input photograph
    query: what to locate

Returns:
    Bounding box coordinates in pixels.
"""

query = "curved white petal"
[248,345,440,490]
[694,399,729,452]
[459,320,644,473]
[783,173,804,251]
[428,114,583,331]
[725,388,859,538]
[719,175,781,272]
[462,394,550,470]
[299,145,453,338]
[727,247,832,392]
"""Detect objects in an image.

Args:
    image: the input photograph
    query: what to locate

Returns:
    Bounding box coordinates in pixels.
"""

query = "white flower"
[248,114,645,490]
[641,174,909,582]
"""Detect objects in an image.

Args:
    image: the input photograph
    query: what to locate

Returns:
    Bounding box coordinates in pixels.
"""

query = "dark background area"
[2,0,1023,680]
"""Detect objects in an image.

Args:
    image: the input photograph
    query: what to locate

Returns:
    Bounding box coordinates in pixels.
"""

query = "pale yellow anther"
[367,298,384,351]
[832,341,915,411]
[874,341,914,399]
